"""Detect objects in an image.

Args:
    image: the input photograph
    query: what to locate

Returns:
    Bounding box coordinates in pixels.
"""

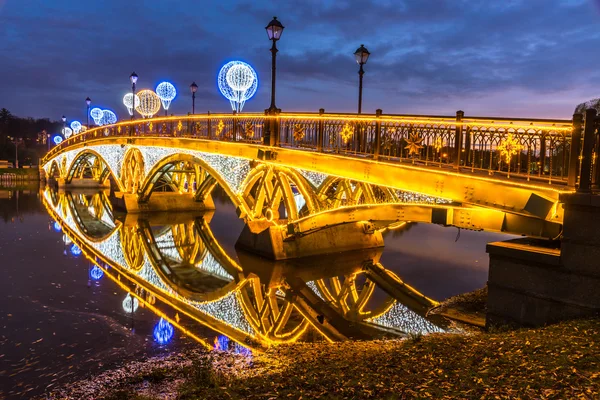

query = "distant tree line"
[0,108,63,166]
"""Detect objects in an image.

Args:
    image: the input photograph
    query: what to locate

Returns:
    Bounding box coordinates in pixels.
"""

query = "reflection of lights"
[70,244,82,256]
[90,265,104,280]
[53,221,62,232]
[63,234,72,245]
[214,335,252,356]
[122,293,139,313]
[153,317,174,344]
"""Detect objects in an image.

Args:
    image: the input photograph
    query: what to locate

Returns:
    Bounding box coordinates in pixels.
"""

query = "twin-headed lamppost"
[354,44,370,114]
[85,97,91,128]
[190,82,198,114]
[266,16,284,112]
[130,72,138,120]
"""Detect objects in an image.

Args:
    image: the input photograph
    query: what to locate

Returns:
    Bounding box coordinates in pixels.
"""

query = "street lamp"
[85,97,91,128]
[190,82,198,114]
[265,16,284,112]
[354,44,370,114]
[130,72,138,120]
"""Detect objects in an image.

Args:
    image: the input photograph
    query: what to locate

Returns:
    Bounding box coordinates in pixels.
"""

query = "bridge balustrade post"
[568,113,583,187]
[454,110,464,169]
[207,111,212,139]
[317,108,325,152]
[577,108,597,193]
[374,109,382,160]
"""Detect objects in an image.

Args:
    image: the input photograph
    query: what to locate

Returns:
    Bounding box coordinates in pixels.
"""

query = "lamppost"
[190,82,198,114]
[265,16,284,112]
[85,97,91,128]
[354,44,370,114]
[62,115,67,137]
[130,72,138,120]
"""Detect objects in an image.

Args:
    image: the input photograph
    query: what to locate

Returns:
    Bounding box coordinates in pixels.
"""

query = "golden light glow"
[405,133,424,156]
[135,89,161,118]
[498,133,522,164]
[340,123,354,144]
[177,120,183,132]
[216,119,225,137]
[293,124,305,142]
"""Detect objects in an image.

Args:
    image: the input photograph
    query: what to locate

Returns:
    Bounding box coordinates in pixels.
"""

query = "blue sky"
[1,0,600,120]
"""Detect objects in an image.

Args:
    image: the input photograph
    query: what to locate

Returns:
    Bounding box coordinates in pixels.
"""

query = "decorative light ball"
[53,221,62,232]
[218,61,258,112]
[63,127,73,139]
[53,135,63,145]
[100,109,117,126]
[123,93,141,116]
[70,244,82,256]
[155,82,177,110]
[122,293,139,313]
[70,121,82,134]
[226,64,254,91]
[135,90,161,117]
[153,318,174,344]
[90,108,104,125]
[90,265,104,281]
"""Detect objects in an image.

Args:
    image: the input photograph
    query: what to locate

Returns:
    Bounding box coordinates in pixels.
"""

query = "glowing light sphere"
[122,293,139,313]
[218,61,258,113]
[90,265,104,281]
[53,221,62,232]
[155,82,177,111]
[53,135,63,145]
[135,90,161,118]
[90,107,104,125]
[153,318,174,344]
[70,244,82,256]
[100,109,117,126]
[62,127,73,139]
[70,121,82,134]
[63,234,72,245]
[123,93,141,116]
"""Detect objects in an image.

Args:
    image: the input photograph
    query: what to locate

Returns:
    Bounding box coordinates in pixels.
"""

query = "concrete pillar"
[486,193,600,328]
[111,192,215,213]
[235,221,384,260]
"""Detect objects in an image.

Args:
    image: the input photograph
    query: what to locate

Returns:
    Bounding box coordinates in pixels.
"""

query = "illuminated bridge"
[41,110,598,260]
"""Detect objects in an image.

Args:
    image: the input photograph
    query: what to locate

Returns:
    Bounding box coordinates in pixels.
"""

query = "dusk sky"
[2,0,600,121]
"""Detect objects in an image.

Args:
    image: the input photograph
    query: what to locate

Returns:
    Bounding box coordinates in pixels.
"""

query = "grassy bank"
[47,318,600,399]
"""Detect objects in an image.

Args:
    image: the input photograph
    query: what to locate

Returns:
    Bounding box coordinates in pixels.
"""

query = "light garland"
[218,61,258,113]
[136,90,161,118]
[156,82,177,111]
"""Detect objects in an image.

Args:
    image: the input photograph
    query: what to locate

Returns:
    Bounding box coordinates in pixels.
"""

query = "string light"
[155,82,177,111]
[218,61,258,112]
[90,108,104,125]
[101,110,118,126]
[498,133,522,164]
[340,123,354,143]
[153,317,175,344]
[136,90,162,118]
[123,93,141,116]
[70,121,82,134]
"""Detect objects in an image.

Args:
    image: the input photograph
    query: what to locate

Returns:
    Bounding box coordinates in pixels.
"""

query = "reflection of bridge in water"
[40,110,600,327]
[43,189,448,350]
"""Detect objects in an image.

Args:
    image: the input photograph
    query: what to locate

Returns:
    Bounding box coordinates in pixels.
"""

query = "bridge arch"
[65,149,123,191]
[138,153,247,212]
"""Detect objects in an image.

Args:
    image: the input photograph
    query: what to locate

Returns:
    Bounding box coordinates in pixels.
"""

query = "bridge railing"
[45,110,586,187]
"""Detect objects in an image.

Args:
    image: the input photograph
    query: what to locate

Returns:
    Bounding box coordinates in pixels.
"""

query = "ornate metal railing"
[44,109,597,188]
